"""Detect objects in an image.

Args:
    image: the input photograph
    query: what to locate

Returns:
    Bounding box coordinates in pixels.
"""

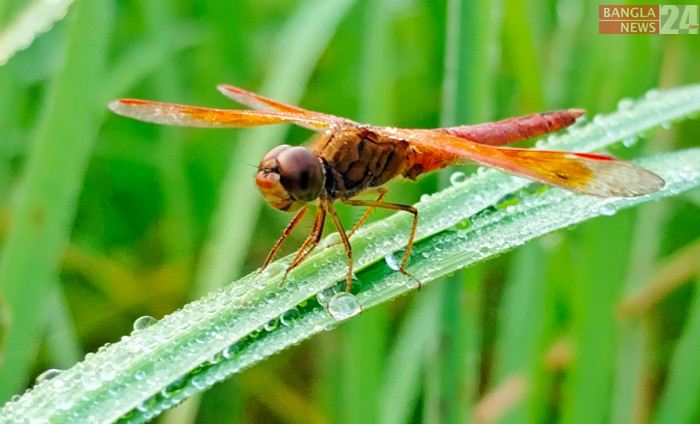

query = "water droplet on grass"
[617,98,635,111]
[450,171,466,186]
[264,318,279,332]
[385,250,405,271]
[133,316,157,331]
[327,293,361,321]
[622,136,638,147]
[36,368,62,383]
[455,218,470,230]
[280,308,301,326]
[599,204,617,216]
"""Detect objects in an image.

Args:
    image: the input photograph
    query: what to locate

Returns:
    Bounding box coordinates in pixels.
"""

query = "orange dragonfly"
[109,85,664,292]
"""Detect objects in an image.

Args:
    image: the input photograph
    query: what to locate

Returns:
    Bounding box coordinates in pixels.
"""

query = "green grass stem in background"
[0,0,112,400]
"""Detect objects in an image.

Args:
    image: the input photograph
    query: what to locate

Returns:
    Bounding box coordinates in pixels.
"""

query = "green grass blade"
[0,0,76,66]
[0,0,112,401]
[1,85,699,422]
[493,242,548,424]
[610,191,669,424]
[379,285,442,424]
[652,280,700,424]
[44,284,82,369]
[561,215,632,424]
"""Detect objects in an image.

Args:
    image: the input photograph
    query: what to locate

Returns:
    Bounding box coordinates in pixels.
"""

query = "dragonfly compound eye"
[256,145,324,211]
[276,146,324,202]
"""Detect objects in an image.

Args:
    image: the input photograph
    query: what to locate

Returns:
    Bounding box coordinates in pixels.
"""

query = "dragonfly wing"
[108,99,331,129]
[217,84,354,130]
[462,148,665,197]
[379,128,664,197]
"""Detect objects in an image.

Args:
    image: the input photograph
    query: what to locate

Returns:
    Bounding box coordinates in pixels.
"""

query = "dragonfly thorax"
[256,145,325,211]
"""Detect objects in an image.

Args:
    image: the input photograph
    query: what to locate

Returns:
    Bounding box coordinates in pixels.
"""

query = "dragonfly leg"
[281,204,326,286]
[344,186,388,239]
[341,197,420,288]
[324,199,355,293]
[260,205,308,272]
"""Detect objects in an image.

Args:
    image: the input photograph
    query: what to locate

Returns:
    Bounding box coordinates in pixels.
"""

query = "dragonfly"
[109,85,665,292]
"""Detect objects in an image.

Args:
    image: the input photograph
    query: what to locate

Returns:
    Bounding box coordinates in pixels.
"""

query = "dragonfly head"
[257,145,325,211]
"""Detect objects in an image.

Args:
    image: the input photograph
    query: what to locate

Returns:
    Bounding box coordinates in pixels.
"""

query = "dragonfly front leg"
[281,204,327,286]
[261,205,308,272]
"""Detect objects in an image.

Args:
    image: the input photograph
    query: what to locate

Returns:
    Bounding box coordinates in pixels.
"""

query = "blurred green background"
[0,0,699,423]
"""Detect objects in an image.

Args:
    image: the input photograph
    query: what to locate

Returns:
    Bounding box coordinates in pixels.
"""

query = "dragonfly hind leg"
[342,186,388,239]
[340,196,421,289]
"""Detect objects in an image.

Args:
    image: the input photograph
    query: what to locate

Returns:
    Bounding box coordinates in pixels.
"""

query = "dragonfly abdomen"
[441,109,585,146]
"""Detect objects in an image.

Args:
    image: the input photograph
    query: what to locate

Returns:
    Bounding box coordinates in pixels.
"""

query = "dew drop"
[222,342,243,360]
[264,318,280,332]
[317,284,339,305]
[133,316,157,331]
[385,251,401,271]
[645,88,660,100]
[264,291,279,303]
[455,218,471,230]
[449,171,466,186]
[280,308,301,326]
[622,135,638,147]
[327,292,362,321]
[599,204,617,216]
[617,98,635,111]
[36,368,62,384]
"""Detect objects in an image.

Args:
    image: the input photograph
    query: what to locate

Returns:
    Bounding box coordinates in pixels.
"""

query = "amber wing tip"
[107,99,126,114]
[217,84,237,95]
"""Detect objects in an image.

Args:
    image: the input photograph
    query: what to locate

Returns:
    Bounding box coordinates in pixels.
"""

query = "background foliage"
[0,0,698,423]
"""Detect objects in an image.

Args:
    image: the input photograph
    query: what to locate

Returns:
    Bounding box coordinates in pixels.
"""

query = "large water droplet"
[327,293,362,321]
[449,171,466,186]
[133,316,157,331]
[36,368,62,384]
